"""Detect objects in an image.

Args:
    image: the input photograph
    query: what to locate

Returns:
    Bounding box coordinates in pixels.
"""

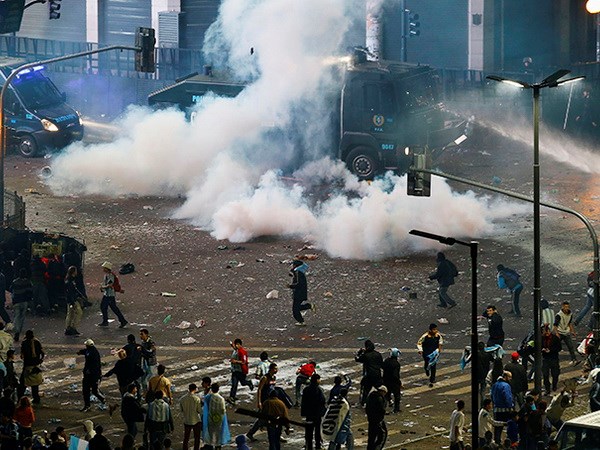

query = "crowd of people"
[433,255,600,450]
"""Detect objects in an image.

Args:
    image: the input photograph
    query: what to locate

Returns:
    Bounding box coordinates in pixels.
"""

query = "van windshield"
[13,72,63,109]
[558,426,600,449]
[396,73,439,110]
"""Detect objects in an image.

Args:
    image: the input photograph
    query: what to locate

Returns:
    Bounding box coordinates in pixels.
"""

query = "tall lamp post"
[486,70,585,392]
[586,0,600,62]
[409,229,479,450]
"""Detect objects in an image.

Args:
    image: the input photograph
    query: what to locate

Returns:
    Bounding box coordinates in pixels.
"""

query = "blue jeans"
[511,283,523,315]
[12,302,28,335]
[575,293,593,327]
[100,295,127,324]
[267,426,282,450]
[142,361,157,392]
[229,371,252,399]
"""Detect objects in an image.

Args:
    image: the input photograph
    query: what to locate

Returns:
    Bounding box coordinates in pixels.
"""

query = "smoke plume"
[48,0,528,260]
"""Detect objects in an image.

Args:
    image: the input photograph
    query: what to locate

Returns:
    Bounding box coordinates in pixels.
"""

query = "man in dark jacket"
[19,330,44,404]
[429,252,458,308]
[121,383,145,438]
[300,374,326,450]
[504,352,528,409]
[482,305,505,346]
[355,340,383,406]
[542,325,562,395]
[288,260,313,326]
[77,339,105,412]
[103,349,139,395]
[366,385,388,450]
[382,348,401,413]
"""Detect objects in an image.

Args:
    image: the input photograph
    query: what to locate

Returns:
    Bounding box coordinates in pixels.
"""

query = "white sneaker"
[295,322,307,327]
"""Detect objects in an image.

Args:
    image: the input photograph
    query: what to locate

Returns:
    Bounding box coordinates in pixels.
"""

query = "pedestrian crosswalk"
[27,346,592,448]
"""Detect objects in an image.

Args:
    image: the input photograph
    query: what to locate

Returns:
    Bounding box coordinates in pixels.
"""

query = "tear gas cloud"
[48,0,527,260]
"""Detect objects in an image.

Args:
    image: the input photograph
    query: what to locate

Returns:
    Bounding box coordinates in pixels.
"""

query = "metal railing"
[3,190,25,229]
[0,35,207,81]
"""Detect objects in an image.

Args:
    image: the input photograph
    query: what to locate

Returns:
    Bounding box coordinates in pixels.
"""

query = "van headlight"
[41,119,59,132]
[76,111,83,126]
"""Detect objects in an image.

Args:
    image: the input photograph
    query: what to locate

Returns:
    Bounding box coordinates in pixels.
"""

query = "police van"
[555,410,600,449]
[0,57,84,157]
[148,56,467,180]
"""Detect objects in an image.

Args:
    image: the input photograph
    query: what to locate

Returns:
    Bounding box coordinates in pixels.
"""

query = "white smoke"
[47,0,529,260]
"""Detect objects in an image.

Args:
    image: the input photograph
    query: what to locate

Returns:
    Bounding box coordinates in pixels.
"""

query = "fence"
[0,35,207,81]
[3,190,25,230]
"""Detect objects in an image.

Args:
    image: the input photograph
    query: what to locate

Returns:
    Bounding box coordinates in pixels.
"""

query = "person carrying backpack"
[429,252,459,309]
[98,261,128,328]
[496,264,524,318]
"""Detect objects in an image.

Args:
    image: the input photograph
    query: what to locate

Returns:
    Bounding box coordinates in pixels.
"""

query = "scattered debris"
[163,315,172,324]
[143,205,154,210]
[161,292,176,297]
[297,254,318,261]
[175,321,191,329]
[256,258,265,263]
[217,245,228,250]
[194,319,206,328]
[323,292,333,298]
[134,246,141,251]
[182,337,197,345]
[438,318,449,324]
[63,358,76,369]
[24,188,42,195]
[266,290,279,299]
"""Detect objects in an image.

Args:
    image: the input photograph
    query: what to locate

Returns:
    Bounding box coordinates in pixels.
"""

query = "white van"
[555,410,600,449]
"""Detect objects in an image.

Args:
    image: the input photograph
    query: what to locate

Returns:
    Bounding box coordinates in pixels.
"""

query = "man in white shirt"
[179,383,202,450]
[449,399,466,450]
[478,398,506,447]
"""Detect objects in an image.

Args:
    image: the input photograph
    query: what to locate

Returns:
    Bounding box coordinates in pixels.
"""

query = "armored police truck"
[0,57,84,157]
[148,58,466,180]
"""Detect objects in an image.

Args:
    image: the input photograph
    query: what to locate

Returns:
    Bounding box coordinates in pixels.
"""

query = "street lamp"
[409,229,479,450]
[486,70,585,392]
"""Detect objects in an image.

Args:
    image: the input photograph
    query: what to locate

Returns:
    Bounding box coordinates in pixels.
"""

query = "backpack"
[448,261,459,277]
[502,268,520,289]
[112,274,124,293]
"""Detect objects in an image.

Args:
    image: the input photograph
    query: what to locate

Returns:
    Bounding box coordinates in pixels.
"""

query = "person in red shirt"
[13,396,35,441]
[228,338,253,404]
[295,360,317,407]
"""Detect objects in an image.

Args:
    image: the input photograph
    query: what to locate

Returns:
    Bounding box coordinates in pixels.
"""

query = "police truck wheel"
[346,147,378,180]
[18,134,39,157]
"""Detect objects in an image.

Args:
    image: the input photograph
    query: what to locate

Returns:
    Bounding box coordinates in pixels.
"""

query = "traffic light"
[49,0,61,20]
[0,0,25,34]
[408,12,420,37]
[135,27,156,73]
[407,150,431,197]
